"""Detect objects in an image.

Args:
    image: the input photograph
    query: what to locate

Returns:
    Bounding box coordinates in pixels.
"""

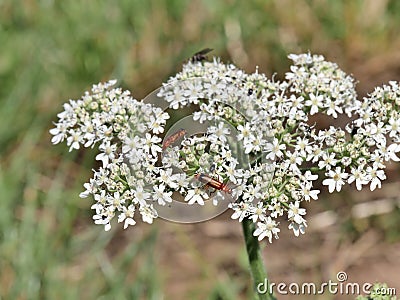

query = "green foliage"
[356,283,397,300]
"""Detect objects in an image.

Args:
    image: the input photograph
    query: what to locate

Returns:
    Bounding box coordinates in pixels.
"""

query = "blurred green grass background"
[1,0,400,299]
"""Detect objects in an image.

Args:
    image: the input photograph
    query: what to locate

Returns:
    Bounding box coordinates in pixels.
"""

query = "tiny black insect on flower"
[210,163,216,173]
[248,88,253,96]
[351,127,359,136]
[350,120,359,136]
[190,48,213,63]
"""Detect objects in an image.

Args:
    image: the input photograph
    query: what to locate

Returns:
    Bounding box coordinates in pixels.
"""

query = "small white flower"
[95,141,117,168]
[174,173,189,191]
[288,220,307,237]
[306,145,323,162]
[318,153,337,170]
[244,135,263,154]
[79,179,98,198]
[387,117,400,137]
[139,204,158,224]
[134,186,151,206]
[107,191,125,211]
[66,129,83,151]
[249,202,267,223]
[253,217,280,242]
[208,122,230,143]
[267,199,284,218]
[301,183,320,201]
[322,167,348,193]
[93,190,107,207]
[366,166,386,191]
[224,167,237,185]
[348,167,369,191]
[122,135,142,154]
[183,80,203,103]
[193,103,214,123]
[305,93,324,115]
[382,143,400,162]
[93,208,113,231]
[326,98,343,118]
[288,201,306,224]
[104,223,112,231]
[286,151,303,173]
[185,188,209,205]
[50,124,68,144]
[265,138,286,160]
[242,185,261,202]
[237,123,251,141]
[303,170,318,181]
[159,169,179,189]
[294,137,310,157]
[118,205,136,229]
[148,113,169,134]
[153,184,173,205]
[204,78,226,95]
[143,133,162,156]
[230,201,251,222]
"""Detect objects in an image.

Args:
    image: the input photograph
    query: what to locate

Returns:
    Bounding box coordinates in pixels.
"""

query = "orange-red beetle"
[162,129,187,150]
[195,173,232,194]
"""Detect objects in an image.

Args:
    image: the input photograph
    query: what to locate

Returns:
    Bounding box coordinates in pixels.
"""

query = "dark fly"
[190,48,213,63]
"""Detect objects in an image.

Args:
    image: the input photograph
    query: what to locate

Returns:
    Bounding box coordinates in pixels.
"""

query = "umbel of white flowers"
[50,53,400,243]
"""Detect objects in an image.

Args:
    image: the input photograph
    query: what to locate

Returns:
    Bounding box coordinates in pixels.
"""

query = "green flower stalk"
[242,218,276,300]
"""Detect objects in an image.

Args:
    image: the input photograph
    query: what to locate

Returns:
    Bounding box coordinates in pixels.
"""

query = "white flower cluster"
[50,80,171,230]
[51,53,400,243]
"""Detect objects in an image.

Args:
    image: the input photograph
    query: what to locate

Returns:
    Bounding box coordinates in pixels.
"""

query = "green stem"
[242,218,277,300]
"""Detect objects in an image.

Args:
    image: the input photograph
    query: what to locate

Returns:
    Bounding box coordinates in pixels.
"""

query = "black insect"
[350,120,359,136]
[190,48,213,63]
[351,126,359,136]
[248,88,253,96]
